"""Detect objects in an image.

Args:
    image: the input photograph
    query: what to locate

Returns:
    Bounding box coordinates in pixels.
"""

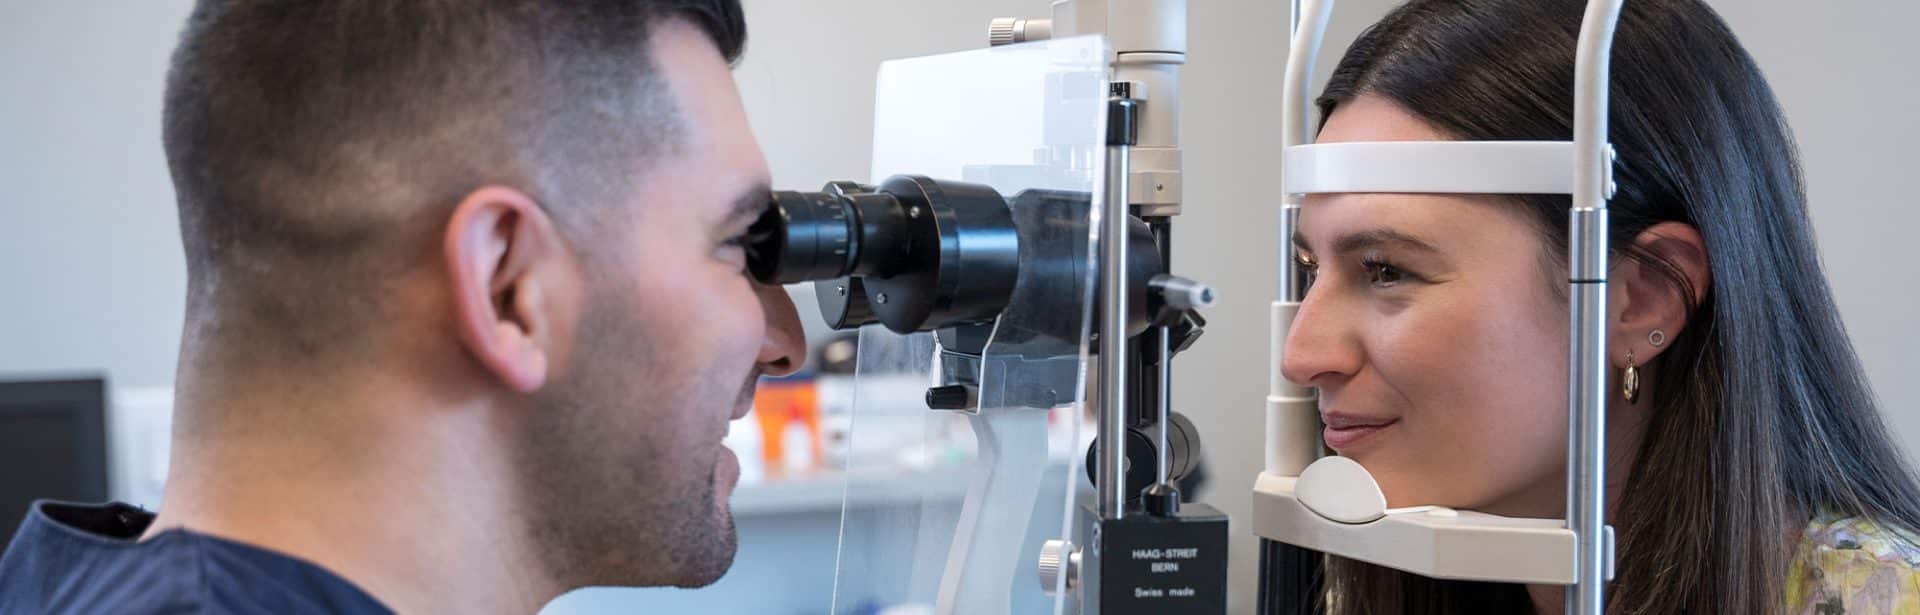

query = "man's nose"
[1279,287,1363,387]
[754,282,806,377]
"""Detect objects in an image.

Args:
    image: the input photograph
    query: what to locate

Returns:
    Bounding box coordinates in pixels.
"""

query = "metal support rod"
[1264,3,1329,608]
[1567,207,1611,615]
[1099,132,1134,521]
[1280,207,1304,303]
[1155,329,1172,484]
[1153,221,1174,486]
[1566,240,1609,615]
[1569,2,1625,613]
[1280,0,1330,306]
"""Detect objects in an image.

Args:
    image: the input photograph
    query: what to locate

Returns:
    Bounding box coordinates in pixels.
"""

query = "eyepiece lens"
[746,190,859,285]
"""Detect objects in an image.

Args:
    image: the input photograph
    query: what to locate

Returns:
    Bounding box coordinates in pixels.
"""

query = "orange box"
[752,380,820,475]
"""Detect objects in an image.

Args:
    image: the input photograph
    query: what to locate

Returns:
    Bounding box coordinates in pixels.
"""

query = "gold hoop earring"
[1622,349,1641,404]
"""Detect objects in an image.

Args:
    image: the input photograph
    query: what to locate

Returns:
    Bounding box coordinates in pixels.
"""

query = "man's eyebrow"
[722,182,773,229]
[1292,228,1441,255]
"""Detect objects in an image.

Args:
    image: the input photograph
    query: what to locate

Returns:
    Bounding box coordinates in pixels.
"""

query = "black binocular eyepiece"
[746,175,1164,342]
[746,176,1021,334]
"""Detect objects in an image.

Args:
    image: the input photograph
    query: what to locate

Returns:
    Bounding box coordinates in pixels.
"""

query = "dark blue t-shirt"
[0,501,391,614]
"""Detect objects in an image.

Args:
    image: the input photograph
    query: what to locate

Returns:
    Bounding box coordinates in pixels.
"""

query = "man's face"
[519,19,801,589]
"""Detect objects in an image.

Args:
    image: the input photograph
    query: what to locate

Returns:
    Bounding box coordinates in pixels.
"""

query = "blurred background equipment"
[0,377,109,540]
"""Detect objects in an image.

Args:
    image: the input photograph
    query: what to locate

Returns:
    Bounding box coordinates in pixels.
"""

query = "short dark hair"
[161,0,746,355]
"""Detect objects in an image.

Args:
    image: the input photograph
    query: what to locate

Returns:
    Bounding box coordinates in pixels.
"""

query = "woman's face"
[1282,94,1571,516]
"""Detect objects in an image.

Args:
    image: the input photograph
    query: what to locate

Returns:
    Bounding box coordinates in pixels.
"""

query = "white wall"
[0,2,191,388]
[1714,1,1920,460]
[5,2,1917,614]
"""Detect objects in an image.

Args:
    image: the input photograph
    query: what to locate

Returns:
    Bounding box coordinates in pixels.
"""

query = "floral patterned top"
[1788,510,1920,614]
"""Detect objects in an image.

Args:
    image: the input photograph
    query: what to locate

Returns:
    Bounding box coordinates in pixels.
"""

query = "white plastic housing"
[1253,472,1596,585]
[1283,141,1580,195]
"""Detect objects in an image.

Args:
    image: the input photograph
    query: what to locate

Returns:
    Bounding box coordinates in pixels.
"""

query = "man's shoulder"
[1,501,392,615]
[0,521,201,613]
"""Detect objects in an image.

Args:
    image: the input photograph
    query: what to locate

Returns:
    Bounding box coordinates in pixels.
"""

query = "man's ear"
[443,186,574,393]
[1608,221,1712,367]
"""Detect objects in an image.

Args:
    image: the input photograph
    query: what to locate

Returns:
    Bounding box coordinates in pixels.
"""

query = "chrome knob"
[989,17,1020,46]
[1037,539,1083,596]
[988,17,1053,47]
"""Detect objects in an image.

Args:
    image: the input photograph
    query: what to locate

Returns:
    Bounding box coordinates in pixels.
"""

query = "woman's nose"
[1279,288,1363,387]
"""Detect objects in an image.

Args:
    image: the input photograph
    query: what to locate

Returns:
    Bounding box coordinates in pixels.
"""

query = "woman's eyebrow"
[1295,228,1442,256]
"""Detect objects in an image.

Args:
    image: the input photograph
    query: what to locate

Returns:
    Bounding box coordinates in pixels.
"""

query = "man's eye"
[727,223,776,271]
[720,234,751,272]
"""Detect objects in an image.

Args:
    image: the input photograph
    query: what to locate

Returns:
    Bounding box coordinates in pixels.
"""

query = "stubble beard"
[513,300,741,591]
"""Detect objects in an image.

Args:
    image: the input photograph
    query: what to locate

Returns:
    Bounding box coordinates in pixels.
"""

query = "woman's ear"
[1609,222,1712,367]
[442,186,577,393]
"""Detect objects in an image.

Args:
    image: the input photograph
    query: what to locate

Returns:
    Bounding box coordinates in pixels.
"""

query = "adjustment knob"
[988,17,1019,46]
[925,384,977,411]
[1037,540,1082,595]
[988,17,1053,47]
[1150,274,1218,311]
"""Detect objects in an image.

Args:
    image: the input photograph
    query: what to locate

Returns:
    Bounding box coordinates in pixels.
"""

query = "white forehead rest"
[1284,140,1578,196]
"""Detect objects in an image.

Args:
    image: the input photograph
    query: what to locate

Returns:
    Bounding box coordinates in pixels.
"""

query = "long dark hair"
[1309,0,1920,612]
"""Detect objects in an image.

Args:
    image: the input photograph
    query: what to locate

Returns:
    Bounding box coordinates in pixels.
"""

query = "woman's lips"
[1321,413,1399,450]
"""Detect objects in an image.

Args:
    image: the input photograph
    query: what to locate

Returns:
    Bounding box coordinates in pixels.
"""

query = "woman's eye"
[1363,260,1406,287]
[1295,253,1319,286]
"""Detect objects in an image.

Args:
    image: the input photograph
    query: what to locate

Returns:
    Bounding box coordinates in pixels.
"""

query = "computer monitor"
[0,377,109,542]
